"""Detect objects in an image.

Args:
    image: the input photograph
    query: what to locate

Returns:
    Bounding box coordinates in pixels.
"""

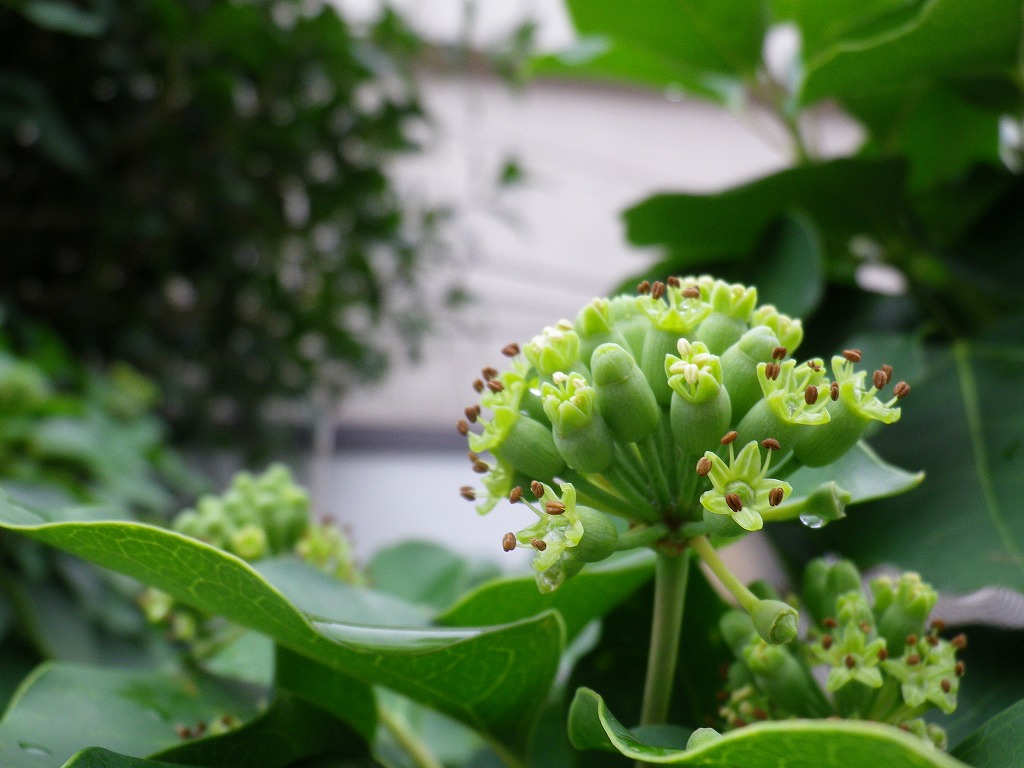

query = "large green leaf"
[368,540,499,613]
[805,317,1024,593]
[952,695,1024,767]
[533,0,765,105]
[437,550,655,641]
[772,0,927,59]
[65,750,201,768]
[568,687,971,767]
[0,663,259,768]
[623,158,908,268]
[0,498,564,751]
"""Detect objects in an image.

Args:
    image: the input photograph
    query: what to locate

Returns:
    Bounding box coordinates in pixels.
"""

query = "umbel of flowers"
[458,276,910,634]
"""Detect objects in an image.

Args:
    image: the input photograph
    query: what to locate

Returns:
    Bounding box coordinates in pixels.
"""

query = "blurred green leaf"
[0,499,564,751]
[568,687,971,766]
[953,695,1024,767]
[772,0,927,59]
[368,541,498,614]
[785,441,924,510]
[4,0,112,35]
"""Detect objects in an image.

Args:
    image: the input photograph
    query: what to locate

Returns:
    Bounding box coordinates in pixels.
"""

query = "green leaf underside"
[569,687,971,767]
[0,663,259,768]
[65,749,201,768]
[0,497,564,750]
[952,696,1024,767]
[437,550,655,640]
[809,318,1024,593]
[787,441,924,505]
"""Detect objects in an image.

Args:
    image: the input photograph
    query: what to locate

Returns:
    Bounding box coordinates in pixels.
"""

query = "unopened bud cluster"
[716,559,964,748]
[459,276,909,594]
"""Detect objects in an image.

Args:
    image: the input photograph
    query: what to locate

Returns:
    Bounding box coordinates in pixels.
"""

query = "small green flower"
[541,371,614,473]
[637,280,711,334]
[692,276,759,353]
[810,601,887,692]
[511,482,587,593]
[882,635,960,714]
[665,338,723,404]
[523,320,580,377]
[473,457,515,516]
[699,439,791,531]
[749,305,804,352]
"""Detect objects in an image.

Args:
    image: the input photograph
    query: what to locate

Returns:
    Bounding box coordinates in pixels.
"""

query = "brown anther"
[830,381,840,401]
[955,661,965,676]
[845,654,856,669]
[772,346,787,360]
[472,460,489,474]
[530,480,544,497]
[941,679,952,694]
[501,343,520,357]
[761,437,781,451]
[175,725,191,739]
[881,364,894,383]
[807,360,822,372]
[893,381,910,398]
[804,385,819,405]
[464,406,478,423]
[456,419,469,436]
[545,500,566,516]
[695,456,713,476]
[823,618,837,629]
[952,633,968,650]
[715,690,729,702]
[473,379,485,393]
[530,538,547,551]
[637,280,651,294]
[502,532,517,552]
[193,721,206,736]
[721,430,739,445]
[899,724,910,732]
[926,635,939,647]
[842,349,862,363]
[509,486,523,503]
[872,369,888,389]
[906,634,918,647]
[930,618,947,632]
[725,493,743,513]
[768,487,784,507]
[822,635,834,650]
[907,653,921,666]
[859,621,871,633]
[752,707,769,721]
[460,486,476,501]
[482,366,498,380]
[487,379,505,393]
[651,281,666,299]
[764,362,781,380]
[667,276,681,288]
[682,285,701,299]
[877,648,889,661]
[467,451,478,461]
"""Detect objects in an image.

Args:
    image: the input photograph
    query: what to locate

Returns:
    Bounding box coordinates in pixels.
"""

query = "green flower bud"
[575,298,631,365]
[720,609,757,655]
[810,609,886,694]
[570,505,619,563]
[591,343,660,442]
[794,355,902,467]
[751,599,798,644]
[607,295,650,359]
[666,339,731,454]
[523,320,581,377]
[702,505,747,542]
[801,557,862,626]
[742,640,829,716]
[720,326,781,421]
[735,358,830,448]
[750,305,803,353]
[871,573,936,655]
[542,372,614,473]
[770,482,850,528]
[636,283,712,403]
[138,588,174,624]
[699,440,791,532]
[692,277,758,353]
[685,728,722,749]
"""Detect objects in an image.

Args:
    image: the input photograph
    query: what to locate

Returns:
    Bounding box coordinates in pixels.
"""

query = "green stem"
[563,470,655,522]
[639,549,692,726]
[690,535,758,611]
[377,702,444,768]
[616,523,670,551]
[598,465,660,522]
[639,434,672,509]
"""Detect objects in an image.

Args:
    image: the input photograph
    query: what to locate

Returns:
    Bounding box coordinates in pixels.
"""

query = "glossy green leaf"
[785,441,924,509]
[624,158,908,268]
[806,316,1024,593]
[568,687,971,766]
[0,499,564,751]
[368,540,499,613]
[437,550,654,640]
[64,749,201,768]
[743,214,825,317]
[952,695,1024,767]
[0,663,259,768]
[799,0,1022,107]
[535,0,765,105]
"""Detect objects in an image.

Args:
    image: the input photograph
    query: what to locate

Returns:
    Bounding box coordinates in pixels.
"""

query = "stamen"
[761,438,781,451]
[772,346,787,360]
[530,480,544,498]
[906,634,918,647]
[695,456,713,476]
[721,430,739,445]
[768,487,784,507]
[764,362,780,380]
[830,381,839,401]
[926,635,939,647]
[725,493,743,512]
[877,648,888,661]
[502,532,517,552]
[941,679,952,694]
[487,379,505,393]
[459,486,476,501]
[881,364,893,383]
[637,280,651,294]
[930,618,946,632]
[509,486,523,503]
[952,633,967,650]
[907,654,921,666]
[530,538,547,551]
[823,618,837,629]
[456,419,469,435]
[467,452,478,462]
[667,276,681,287]
[845,655,856,669]
[651,281,666,299]
[473,379,485,393]
[545,500,566,515]
[955,661,965,676]
[804,385,818,405]
[842,349,862,363]
[501,343,520,357]
[482,366,498,380]
[472,460,489,474]
[465,407,478,423]
[859,621,871,633]
[893,381,910,398]
[682,285,701,299]
[872,370,887,390]
[822,635,834,650]
[807,360,822,372]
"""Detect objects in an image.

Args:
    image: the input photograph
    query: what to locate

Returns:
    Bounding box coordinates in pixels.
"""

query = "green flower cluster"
[717,559,965,748]
[459,276,909,594]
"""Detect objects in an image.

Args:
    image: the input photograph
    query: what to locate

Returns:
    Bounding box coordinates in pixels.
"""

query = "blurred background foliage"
[0,0,454,454]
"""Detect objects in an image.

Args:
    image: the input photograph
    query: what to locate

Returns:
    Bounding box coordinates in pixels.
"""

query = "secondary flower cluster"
[458,276,909,593]
[717,559,965,748]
